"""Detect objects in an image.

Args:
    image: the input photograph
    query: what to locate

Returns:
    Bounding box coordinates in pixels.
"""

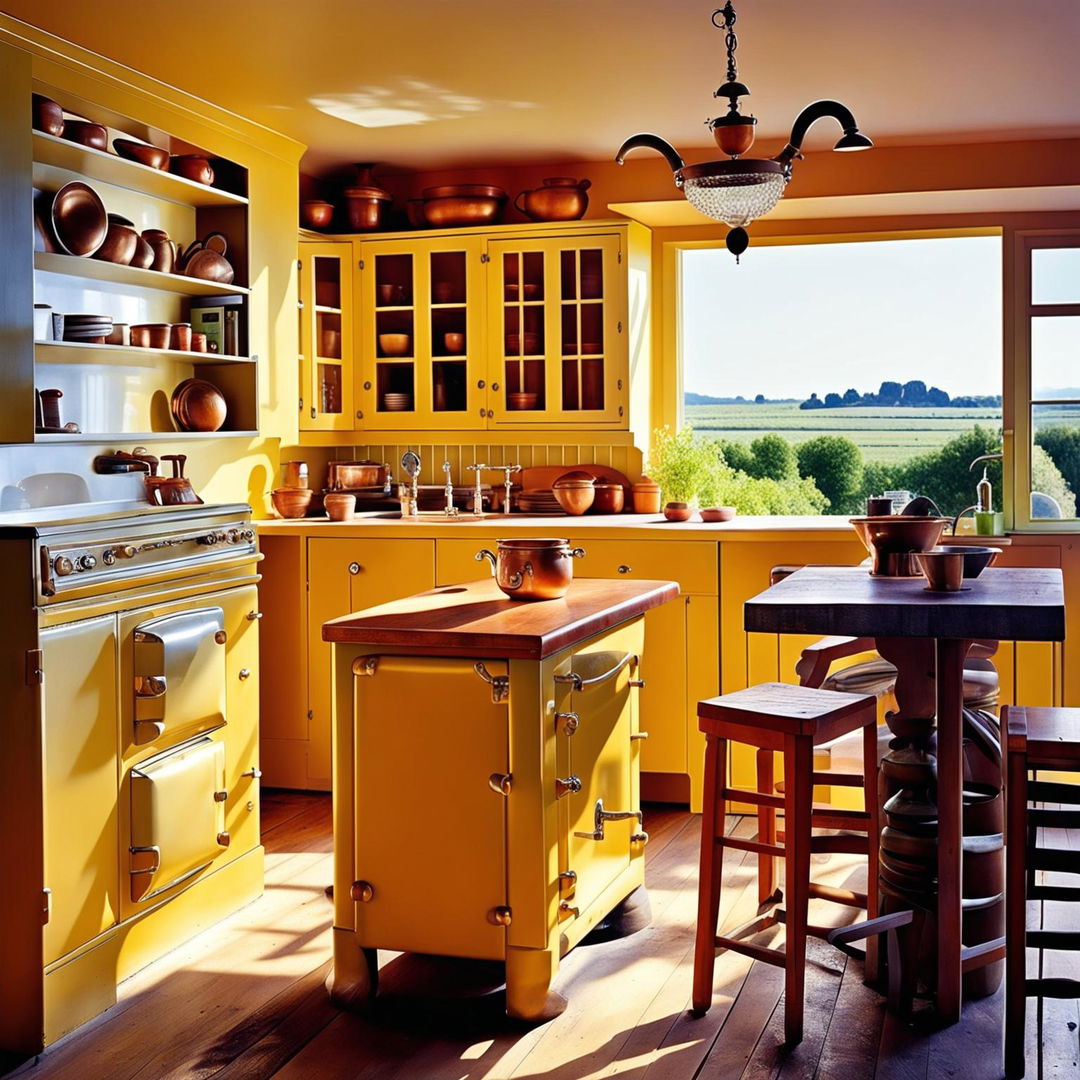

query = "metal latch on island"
[474,662,509,703]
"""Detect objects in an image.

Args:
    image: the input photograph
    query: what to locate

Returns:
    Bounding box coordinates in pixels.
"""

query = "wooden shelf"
[34,251,250,297]
[35,340,254,366]
[35,429,259,443]
[32,132,248,207]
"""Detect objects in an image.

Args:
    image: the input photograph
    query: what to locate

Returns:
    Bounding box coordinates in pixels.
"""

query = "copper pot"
[476,538,586,601]
[327,460,384,490]
[514,177,591,222]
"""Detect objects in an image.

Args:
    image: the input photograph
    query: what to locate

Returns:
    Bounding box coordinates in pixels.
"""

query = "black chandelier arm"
[614,133,686,177]
[774,99,868,167]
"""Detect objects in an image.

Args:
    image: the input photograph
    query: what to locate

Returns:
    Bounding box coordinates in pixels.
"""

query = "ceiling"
[6,0,1080,176]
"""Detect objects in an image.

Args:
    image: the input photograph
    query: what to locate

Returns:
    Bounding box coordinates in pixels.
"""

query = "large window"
[679,234,1006,517]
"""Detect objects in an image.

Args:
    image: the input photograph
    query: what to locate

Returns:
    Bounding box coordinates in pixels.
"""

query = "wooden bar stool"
[1005,705,1080,1079]
[692,682,880,1045]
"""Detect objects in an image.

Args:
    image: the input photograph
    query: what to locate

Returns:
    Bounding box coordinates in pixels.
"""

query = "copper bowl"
[170,155,214,185]
[171,378,227,432]
[113,138,170,170]
[421,184,506,228]
[931,545,1003,579]
[63,120,108,150]
[271,487,313,519]
[50,181,107,256]
[514,177,591,222]
[183,248,234,284]
[476,538,586,601]
[344,186,391,231]
[301,200,335,229]
[850,516,948,576]
[552,478,595,516]
[92,216,138,265]
[32,93,64,136]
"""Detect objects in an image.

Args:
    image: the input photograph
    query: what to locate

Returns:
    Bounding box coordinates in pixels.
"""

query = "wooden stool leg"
[862,712,881,983]
[756,747,780,908]
[1005,744,1029,1079]
[693,734,729,1017]
[783,733,813,1046]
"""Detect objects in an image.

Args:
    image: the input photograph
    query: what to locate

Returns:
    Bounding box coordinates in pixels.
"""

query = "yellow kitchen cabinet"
[260,535,435,790]
[357,233,486,429]
[325,579,674,1020]
[298,219,648,441]
[435,535,719,809]
[300,241,354,432]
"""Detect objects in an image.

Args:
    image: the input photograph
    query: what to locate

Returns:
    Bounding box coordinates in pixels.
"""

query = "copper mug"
[476,538,586,601]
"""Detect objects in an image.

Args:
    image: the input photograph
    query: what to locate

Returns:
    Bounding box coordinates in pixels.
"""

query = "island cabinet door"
[352,656,509,961]
[557,621,644,925]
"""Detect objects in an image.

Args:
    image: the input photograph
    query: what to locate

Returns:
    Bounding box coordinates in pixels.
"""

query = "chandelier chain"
[712,3,739,87]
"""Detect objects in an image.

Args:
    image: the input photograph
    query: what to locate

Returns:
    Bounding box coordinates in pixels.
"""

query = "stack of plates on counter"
[516,488,563,514]
[63,313,113,343]
[382,392,412,411]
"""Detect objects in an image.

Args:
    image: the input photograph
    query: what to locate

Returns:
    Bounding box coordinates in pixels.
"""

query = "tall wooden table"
[744,565,1065,1023]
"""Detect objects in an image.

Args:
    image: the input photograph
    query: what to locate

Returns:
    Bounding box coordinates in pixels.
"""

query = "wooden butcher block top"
[322,577,680,659]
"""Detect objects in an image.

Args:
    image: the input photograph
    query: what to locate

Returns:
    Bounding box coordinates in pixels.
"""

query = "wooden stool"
[692,682,880,1045]
[1005,706,1080,1078]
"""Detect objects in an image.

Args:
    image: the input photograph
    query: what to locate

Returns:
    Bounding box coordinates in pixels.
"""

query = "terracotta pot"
[591,482,625,514]
[272,487,313,519]
[632,479,662,514]
[700,506,736,523]
[476,538,586,601]
[324,493,356,522]
[663,501,694,522]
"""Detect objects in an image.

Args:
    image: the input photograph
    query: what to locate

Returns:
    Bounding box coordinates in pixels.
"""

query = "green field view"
[686,402,1005,464]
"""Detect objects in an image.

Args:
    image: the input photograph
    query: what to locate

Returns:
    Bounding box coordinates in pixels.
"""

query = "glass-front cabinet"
[488,234,623,427]
[357,235,484,431]
[299,242,353,431]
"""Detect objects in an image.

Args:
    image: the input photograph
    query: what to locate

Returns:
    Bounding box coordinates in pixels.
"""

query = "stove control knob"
[111,545,136,560]
[76,554,97,572]
[198,533,218,546]
[53,555,74,577]
[241,529,255,542]
[227,529,241,544]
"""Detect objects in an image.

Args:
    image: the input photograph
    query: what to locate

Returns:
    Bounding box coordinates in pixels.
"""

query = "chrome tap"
[400,451,420,519]
[466,463,521,515]
[466,463,489,516]
[442,461,458,517]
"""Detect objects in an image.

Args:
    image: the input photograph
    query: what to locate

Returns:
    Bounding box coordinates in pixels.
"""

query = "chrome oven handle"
[554,652,638,692]
[135,675,167,699]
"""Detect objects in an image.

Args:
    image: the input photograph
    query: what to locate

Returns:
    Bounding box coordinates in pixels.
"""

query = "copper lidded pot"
[476,538,586,601]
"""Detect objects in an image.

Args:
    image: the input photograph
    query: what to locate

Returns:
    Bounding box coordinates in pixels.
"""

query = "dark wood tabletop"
[322,576,680,659]
[744,565,1065,642]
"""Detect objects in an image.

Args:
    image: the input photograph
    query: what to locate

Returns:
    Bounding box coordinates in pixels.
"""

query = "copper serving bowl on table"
[849,515,948,576]
[476,538,586,601]
[422,184,506,228]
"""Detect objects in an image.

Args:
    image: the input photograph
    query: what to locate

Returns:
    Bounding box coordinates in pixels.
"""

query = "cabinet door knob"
[246,610,263,621]
[348,562,362,575]
[491,382,499,392]
[477,379,486,389]
[618,565,632,574]
[363,381,372,391]
[239,668,252,680]
[555,775,582,799]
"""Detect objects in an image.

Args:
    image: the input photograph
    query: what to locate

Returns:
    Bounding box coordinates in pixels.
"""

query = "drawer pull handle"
[574,798,648,845]
[556,711,579,735]
[351,880,375,903]
[630,731,649,740]
[629,679,646,689]
[136,675,167,699]
[239,668,252,680]
[555,652,638,691]
[618,565,632,574]
[488,772,513,796]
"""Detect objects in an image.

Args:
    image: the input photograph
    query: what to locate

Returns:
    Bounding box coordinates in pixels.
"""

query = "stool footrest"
[812,771,864,788]
[1030,883,1080,903]
[811,834,869,856]
[960,936,1005,972]
[721,834,785,858]
[1028,847,1080,874]
[1028,808,1080,829]
[716,934,786,969]
[811,808,872,831]
[724,788,786,810]
[808,881,867,908]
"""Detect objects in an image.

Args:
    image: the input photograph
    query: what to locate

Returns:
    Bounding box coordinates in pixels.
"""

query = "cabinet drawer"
[572,539,717,594]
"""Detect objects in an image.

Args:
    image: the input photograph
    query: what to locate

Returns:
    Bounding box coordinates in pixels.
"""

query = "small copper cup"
[867,496,894,516]
[170,323,192,351]
[917,549,965,592]
[129,324,151,348]
[191,332,207,353]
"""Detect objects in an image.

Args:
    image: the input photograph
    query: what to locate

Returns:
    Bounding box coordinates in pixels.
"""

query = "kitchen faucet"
[442,461,459,517]
[466,463,521,515]
[952,451,1002,534]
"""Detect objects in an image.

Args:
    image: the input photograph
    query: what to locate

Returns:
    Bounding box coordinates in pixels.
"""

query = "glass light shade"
[682,170,787,227]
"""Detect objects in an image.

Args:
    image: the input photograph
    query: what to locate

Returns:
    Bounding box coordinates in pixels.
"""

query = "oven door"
[129,735,228,903]
[132,608,226,745]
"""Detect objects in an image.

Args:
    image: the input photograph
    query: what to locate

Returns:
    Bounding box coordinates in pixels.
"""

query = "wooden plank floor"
[4,791,1076,1079]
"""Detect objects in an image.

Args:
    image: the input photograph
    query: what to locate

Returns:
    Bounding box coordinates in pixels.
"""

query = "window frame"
[1009,229,1080,531]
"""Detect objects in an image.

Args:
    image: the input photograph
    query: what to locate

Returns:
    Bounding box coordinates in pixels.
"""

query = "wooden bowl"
[113,138,170,170]
[171,378,227,431]
[272,487,313,519]
[91,218,137,265]
[170,155,214,185]
[301,200,335,229]
[32,93,64,136]
[51,181,107,256]
[378,333,411,357]
[62,120,108,150]
[552,480,595,516]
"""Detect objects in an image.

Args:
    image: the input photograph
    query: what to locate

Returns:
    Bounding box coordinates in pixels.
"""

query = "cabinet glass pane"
[313,257,341,308]
[374,253,412,306]
[1032,248,1080,305]
[432,361,467,412]
[376,363,414,414]
[1031,316,1080,400]
[1031,403,1080,519]
[316,311,341,358]
[558,248,605,410]
[317,363,342,414]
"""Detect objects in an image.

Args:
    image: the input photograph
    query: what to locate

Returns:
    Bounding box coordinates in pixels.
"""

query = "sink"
[369,511,502,522]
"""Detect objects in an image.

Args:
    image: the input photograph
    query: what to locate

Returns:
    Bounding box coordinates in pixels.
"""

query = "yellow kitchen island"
[322,575,678,1020]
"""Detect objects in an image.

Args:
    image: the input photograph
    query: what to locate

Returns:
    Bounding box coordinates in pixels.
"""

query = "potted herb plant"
[647,426,717,521]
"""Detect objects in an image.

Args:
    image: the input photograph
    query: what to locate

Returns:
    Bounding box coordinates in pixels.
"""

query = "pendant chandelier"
[615,2,872,258]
